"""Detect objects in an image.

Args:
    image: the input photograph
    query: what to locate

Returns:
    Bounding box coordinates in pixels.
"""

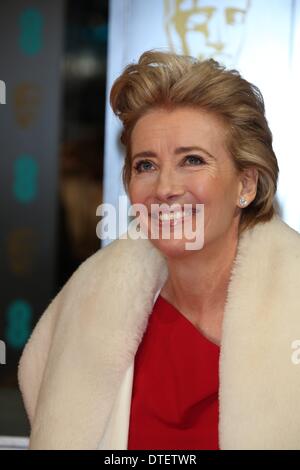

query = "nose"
[154,166,185,203]
[206,9,225,52]
[207,41,224,53]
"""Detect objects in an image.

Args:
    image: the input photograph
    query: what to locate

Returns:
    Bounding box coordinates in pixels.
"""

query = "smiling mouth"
[150,208,200,225]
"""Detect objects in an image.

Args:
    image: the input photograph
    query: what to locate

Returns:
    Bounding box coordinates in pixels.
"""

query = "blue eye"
[184,155,205,165]
[133,160,154,173]
[133,155,205,174]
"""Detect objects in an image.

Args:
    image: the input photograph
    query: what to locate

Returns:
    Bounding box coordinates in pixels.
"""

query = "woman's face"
[128,106,245,258]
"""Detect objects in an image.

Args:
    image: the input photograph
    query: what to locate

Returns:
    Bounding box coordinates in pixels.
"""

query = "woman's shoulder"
[18,232,167,438]
[72,229,164,278]
[242,214,300,259]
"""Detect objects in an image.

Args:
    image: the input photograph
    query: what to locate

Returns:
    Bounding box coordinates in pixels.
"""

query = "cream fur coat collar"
[18,214,300,450]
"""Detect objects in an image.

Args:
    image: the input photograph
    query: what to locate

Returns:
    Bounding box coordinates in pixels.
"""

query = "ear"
[237,167,258,208]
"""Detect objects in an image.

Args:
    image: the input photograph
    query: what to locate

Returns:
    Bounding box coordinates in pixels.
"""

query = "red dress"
[127,294,220,450]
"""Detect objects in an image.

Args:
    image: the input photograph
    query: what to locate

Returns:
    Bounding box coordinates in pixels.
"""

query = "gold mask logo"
[13,82,41,128]
[7,228,37,275]
[164,0,251,66]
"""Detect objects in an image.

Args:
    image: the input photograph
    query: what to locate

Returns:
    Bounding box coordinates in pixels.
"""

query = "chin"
[150,236,203,258]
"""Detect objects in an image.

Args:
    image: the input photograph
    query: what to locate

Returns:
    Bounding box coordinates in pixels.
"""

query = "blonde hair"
[110,49,279,234]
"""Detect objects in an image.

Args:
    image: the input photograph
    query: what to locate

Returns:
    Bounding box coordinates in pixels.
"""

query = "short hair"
[110,49,279,234]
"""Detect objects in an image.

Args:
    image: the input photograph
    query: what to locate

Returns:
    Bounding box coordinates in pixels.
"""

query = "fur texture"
[18,215,300,449]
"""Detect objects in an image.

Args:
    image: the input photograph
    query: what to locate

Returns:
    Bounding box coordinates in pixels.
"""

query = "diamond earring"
[239,196,248,207]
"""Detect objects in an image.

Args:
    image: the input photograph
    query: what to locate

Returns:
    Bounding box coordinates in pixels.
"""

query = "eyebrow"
[131,146,216,162]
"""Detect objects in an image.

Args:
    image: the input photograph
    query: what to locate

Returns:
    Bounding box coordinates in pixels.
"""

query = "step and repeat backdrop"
[1,0,300,395]
[0,1,64,383]
[103,0,300,247]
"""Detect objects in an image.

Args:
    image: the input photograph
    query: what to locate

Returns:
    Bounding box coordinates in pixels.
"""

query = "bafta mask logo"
[13,82,40,129]
[7,228,37,275]
[164,0,251,66]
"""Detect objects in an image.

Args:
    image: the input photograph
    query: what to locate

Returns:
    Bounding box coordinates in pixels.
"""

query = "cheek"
[210,176,239,211]
[190,173,218,202]
[128,179,149,205]
[193,173,236,210]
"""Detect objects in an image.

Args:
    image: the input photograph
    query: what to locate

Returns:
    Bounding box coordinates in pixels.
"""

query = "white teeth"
[158,210,193,221]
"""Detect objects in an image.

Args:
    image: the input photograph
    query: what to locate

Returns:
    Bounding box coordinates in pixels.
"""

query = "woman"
[18,50,300,450]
